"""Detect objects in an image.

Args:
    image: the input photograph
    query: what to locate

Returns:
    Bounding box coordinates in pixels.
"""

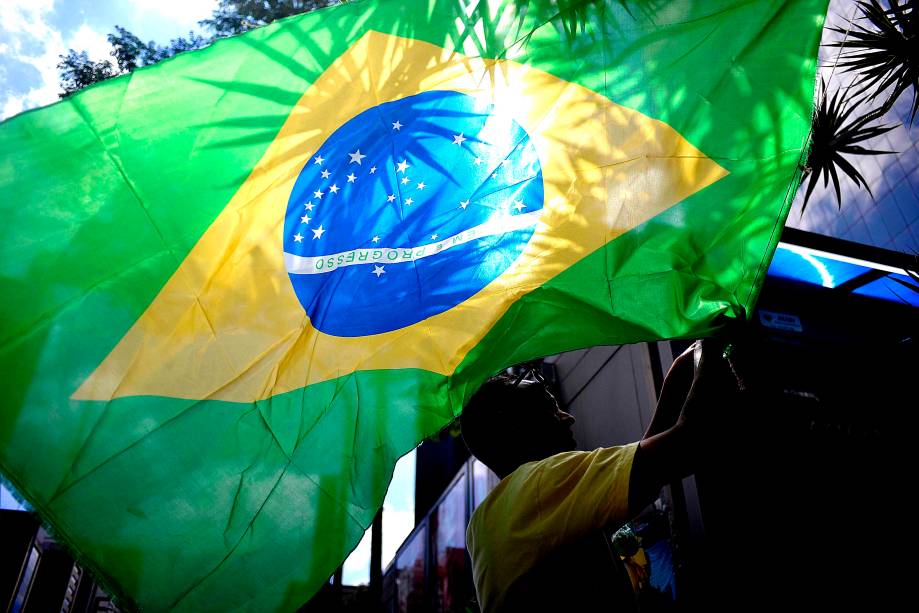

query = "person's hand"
[676,337,735,429]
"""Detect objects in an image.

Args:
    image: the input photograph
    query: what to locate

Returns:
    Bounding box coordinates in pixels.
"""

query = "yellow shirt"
[465,443,638,612]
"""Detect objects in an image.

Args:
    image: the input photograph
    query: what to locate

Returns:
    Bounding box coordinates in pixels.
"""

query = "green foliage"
[201,0,339,38]
[57,51,116,97]
[57,26,209,97]
[801,80,895,211]
[802,0,918,211]
[827,0,918,124]
[57,0,337,96]
[107,26,155,73]
[106,26,210,73]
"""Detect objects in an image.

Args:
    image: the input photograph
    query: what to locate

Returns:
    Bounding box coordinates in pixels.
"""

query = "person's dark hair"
[460,375,564,478]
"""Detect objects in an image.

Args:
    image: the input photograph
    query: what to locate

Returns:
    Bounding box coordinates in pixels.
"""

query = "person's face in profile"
[521,387,577,456]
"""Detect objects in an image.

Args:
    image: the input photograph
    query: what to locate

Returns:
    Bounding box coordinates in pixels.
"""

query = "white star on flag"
[392,120,403,130]
[387,194,396,202]
[401,177,411,185]
[513,200,526,212]
[474,157,482,165]
[370,166,377,174]
[304,202,314,211]
[431,234,438,240]
[452,133,466,145]
[313,155,324,165]
[300,214,311,224]
[405,197,414,206]
[396,160,410,173]
[417,181,426,190]
[460,200,470,209]
[329,184,340,194]
[313,190,324,199]
[372,236,381,243]
[312,225,326,239]
[294,233,304,242]
[348,150,366,164]
[347,173,357,183]
[320,169,331,179]
[372,265,386,277]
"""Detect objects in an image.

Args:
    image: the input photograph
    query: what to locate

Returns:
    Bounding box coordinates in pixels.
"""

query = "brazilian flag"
[0,0,827,610]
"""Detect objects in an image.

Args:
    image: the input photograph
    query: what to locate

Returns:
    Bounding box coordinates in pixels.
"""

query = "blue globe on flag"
[284,90,545,337]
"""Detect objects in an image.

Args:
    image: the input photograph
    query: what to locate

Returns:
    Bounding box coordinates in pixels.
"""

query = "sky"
[341,449,417,585]
[0,482,25,510]
[0,0,217,120]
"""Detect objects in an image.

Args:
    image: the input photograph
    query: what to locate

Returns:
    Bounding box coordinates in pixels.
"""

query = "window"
[433,471,468,612]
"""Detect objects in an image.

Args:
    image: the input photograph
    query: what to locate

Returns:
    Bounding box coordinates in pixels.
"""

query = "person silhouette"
[461,341,719,612]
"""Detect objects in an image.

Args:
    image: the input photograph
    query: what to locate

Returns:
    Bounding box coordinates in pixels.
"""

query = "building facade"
[383,227,916,610]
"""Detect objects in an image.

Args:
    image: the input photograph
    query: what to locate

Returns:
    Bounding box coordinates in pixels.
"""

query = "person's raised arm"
[643,343,697,439]
[628,340,723,516]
